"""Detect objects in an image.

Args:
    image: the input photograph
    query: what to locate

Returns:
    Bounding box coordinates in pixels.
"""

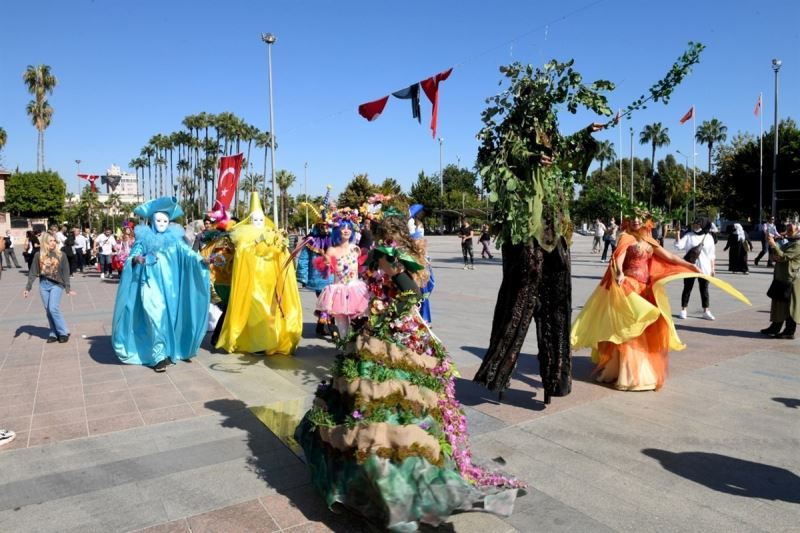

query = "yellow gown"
[215,221,302,355]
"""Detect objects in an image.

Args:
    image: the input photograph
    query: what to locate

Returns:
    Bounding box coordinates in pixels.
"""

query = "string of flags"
[358,68,453,138]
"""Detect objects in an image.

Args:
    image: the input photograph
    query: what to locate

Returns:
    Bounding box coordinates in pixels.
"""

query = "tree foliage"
[337,173,376,209]
[409,171,443,216]
[5,170,66,219]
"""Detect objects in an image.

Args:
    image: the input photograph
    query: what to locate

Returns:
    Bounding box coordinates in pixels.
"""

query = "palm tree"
[23,65,58,170]
[639,122,670,206]
[695,118,728,173]
[275,169,296,228]
[141,145,155,200]
[594,140,616,174]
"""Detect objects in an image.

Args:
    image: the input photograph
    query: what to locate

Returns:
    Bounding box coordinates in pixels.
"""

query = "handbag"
[767,279,793,302]
[683,235,706,264]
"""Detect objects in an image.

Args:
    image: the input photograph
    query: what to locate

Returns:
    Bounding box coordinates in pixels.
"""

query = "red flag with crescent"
[217,153,244,209]
[679,106,694,125]
[78,174,100,193]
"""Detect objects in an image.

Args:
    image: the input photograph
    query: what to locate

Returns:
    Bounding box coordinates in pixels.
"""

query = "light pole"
[75,159,81,198]
[676,150,690,226]
[304,162,309,235]
[771,58,781,218]
[261,32,279,226]
[629,128,634,201]
[438,137,444,197]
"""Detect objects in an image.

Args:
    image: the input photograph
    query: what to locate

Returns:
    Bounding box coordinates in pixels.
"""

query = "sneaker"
[58,334,70,343]
[679,309,687,319]
[0,429,16,448]
[100,273,105,279]
[153,359,169,373]
[469,265,475,270]
[463,265,469,270]
[46,336,58,344]
[702,310,715,321]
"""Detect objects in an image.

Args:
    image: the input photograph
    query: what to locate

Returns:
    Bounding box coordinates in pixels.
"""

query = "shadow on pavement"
[85,335,125,365]
[204,398,373,532]
[772,397,800,409]
[14,324,51,339]
[642,449,800,503]
[674,324,764,339]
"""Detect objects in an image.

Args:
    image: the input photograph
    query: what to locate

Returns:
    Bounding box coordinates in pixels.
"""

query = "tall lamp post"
[304,162,309,235]
[75,159,81,198]
[629,128,634,201]
[676,150,690,226]
[438,137,444,231]
[261,32,279,226]
[771,58,781,218]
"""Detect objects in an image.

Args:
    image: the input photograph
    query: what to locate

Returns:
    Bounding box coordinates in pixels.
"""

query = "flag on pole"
[754,94,762,117]
[216,153,244,209]
[78,174,100,193]
[679,106,694,124]
[613,110,622,124]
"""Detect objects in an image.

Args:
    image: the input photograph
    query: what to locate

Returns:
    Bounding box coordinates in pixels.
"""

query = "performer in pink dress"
[315,209,369,339]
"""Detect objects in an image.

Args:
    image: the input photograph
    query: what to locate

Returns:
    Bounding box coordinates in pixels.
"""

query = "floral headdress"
[328,207,361,229]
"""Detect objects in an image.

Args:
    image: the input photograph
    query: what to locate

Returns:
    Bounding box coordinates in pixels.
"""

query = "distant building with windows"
[98,164,141,205]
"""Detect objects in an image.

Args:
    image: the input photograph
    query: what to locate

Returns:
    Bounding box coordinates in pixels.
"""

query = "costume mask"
[154,212,170,233]
[251,211,265,228]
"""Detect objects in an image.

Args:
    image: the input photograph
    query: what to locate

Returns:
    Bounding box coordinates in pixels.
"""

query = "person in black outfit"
[479,224,494,259]
[459,219,474,269]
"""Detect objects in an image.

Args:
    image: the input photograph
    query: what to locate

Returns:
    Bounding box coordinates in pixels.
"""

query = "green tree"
[275,169,297,228]
[338,173,375,210]
[695,118,727,173]
[656,154,690,213]
[5,170,66,220]
[23,65,58,171]
[594,140,616,174]
[639,122,670,206]
[378,177,403,196]
[0,126,6,163]
[409,171,443,216]
[441,164,478,196]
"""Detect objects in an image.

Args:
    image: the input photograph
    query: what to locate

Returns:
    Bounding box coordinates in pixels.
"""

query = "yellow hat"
[248,191,264,218]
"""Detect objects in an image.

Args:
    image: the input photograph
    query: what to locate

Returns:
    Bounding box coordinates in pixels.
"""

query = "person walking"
[592,218,606,253]
[675,218,716,320]
[600,217,618,262]
[72,227,87,273]
[23,230,40,271]
[3,230,22,269]
[760,222,800,339]
[459,218,475,269]
[94,227,116,279]
[755,217,781,267]
[479,223,494,259]
[23,232,75,343]
[723,223,751,274]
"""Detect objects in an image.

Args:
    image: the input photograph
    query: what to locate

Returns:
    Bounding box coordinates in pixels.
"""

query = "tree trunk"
[473,238,573,403]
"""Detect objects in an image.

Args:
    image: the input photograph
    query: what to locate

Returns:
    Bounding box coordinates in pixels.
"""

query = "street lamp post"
[676,150,690,226]
[629,128,634,201]
[304,162,309,235]
[261,32,279,226]
[438,137,444,197]
[75,159,81,198]
[771,58,781,218]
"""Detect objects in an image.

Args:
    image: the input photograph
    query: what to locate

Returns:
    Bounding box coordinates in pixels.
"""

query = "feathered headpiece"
[329,207,361,228]
[207,200,232,229]
[134,196,183,221]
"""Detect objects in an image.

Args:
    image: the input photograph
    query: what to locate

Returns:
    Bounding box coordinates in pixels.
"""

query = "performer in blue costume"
[296,188,334,337]
[112,196,211,372]
[409,204,435,324]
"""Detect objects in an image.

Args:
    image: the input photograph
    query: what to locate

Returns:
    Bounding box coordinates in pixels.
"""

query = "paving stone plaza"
[0,234,797,532]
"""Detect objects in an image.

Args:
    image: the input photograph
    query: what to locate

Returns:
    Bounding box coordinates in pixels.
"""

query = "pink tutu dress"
[316,245,369,335]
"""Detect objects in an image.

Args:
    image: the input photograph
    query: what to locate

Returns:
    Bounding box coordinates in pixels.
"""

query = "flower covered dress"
[315,244,370,320]
[296,268,522,531]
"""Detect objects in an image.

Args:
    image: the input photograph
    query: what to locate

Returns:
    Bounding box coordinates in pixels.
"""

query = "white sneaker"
[468,265,475,270]
[0,429,16,448]
[679,309,687,319]
[100,273,105,279]
[702,310,715,321]
[463,265,469,270]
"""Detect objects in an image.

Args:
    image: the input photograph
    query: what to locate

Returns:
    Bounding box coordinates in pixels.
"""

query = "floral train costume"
[571,228,750,391]
[112,197,211,367]
[296,242,521,531]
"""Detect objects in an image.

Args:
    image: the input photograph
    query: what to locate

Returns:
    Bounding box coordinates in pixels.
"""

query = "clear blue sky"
[1,0,797,198]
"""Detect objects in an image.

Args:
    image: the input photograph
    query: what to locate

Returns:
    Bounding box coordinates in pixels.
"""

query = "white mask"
[153,212,170,233]
[250,211,265,228]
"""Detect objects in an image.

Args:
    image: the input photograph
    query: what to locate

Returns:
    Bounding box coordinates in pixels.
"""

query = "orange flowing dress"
[571,232,750,391]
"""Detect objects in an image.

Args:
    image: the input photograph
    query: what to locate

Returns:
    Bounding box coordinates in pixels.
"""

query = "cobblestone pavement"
[0,235,797,532]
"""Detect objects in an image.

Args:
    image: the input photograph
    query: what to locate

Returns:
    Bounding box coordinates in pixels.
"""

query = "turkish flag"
[421,68,453,138]
[679,106,694,124]
[78,174,100,193]
[216,153,243,209]
[754,94,762,117]
[358,95,390,122]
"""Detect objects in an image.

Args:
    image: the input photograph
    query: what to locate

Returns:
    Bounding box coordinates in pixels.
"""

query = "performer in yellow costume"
[571,207,750,391]
[216,192,302,355]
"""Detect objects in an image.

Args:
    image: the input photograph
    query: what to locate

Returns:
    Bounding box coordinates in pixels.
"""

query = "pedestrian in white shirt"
[675,218,716,320]
[3,230,21,268]
[93,228,117,279]
[72,227,87,273]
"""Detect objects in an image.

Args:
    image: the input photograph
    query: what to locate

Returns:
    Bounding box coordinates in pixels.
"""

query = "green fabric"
[770,240,800,322]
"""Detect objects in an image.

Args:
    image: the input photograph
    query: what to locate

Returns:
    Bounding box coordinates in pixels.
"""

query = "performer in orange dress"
[571,215,750,391]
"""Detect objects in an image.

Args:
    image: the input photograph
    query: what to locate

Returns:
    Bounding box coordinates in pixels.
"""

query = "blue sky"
[1,0,797,198]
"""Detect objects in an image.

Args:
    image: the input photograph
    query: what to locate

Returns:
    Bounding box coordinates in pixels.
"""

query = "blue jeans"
[98,253,112,275]
[39,278,69,338]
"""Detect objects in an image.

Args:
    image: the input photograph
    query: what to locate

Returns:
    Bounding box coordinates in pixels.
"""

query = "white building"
[99,164,141,205]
